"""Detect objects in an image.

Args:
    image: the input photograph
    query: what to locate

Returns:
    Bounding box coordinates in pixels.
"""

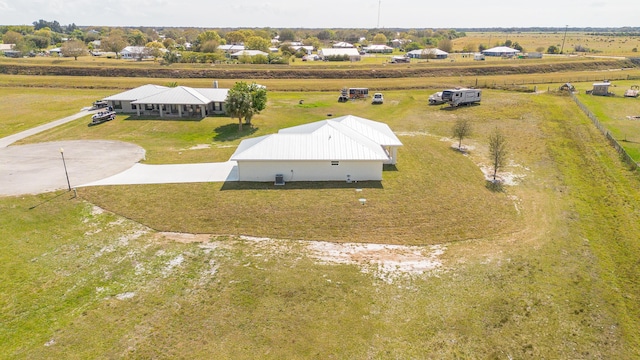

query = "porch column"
[159,105,164,118]
[200,105,205,117]
[136,106,140,116]
[390,147,398,165]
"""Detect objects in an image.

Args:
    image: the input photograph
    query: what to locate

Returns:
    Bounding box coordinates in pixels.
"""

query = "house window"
[113,101,122,110]
[131,104,137,110]
[331,161,339,166]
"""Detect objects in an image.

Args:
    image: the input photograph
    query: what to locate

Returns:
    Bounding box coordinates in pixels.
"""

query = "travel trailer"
[441,88,482,107]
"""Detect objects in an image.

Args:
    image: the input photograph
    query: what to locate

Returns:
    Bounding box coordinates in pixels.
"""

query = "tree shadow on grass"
[220,181,383,191]
[214,123,259,142]
[485,179,505,192]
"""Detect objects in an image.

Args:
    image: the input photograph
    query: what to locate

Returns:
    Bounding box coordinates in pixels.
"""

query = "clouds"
[1,0,638,28]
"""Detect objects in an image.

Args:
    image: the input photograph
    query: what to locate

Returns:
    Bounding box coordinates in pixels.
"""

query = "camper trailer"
[441,88,482,107]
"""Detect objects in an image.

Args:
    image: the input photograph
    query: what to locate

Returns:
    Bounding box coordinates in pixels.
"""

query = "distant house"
[121,46,148,59]
[482,46,520,57]
[291,45,314,55]
[48,47,62,56]
[230,50,269,58]
[407,48,448,59]
[102,84,229,118]
[363,45,393,53]
[0,44,14,53]
[332,41,354,48]
[218,44,245,53]
[391,38,411,48]
[231,115,402,182]
[318,48,361,61]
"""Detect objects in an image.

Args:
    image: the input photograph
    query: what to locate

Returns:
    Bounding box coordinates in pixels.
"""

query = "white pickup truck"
[372,93,384,104]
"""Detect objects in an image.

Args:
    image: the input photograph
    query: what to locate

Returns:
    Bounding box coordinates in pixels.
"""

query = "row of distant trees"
[0,20,466,58]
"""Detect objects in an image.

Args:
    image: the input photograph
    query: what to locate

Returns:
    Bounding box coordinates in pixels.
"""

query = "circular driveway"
[0,140,145,196]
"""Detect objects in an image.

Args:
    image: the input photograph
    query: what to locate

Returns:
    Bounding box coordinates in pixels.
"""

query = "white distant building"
[218,44,245,53]
[406,48,448,59]
[230,50,269,58]
[332,41,354,48]
[120,46,148,59]
[231,115,402,182]
[318,48,361,61]
[363,45,393,53]
[482,46,520,57]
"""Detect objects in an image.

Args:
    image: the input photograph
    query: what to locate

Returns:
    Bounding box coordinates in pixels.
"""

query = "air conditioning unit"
[275,174,285,186]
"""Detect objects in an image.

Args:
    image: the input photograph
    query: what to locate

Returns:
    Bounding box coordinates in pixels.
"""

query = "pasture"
[458,31,640,56]
[1,73,640,357]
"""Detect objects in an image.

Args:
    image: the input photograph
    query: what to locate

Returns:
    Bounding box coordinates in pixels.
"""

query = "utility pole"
[60,148,71,191]
[377,0,381,28]
[560,25,568,54]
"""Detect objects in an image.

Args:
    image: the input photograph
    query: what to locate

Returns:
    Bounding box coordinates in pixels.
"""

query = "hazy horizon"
[1,0,638,29]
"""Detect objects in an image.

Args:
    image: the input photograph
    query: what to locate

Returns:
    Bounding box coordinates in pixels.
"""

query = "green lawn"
[2,84,640,357]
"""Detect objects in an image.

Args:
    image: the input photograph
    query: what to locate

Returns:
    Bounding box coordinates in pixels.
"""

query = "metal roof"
[280,115,403,147]
[231,115,402,162]
[482,46,520,54]
[131,86,228,105]
[319,48,360,56]
[230,50,268,57]
[103,84,169,101]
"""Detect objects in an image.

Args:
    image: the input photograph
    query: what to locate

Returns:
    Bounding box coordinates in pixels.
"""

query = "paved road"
[0,110,94,148]
[0,111,238,197]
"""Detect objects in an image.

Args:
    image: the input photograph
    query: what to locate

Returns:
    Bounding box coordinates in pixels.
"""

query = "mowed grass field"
[2,78,640,357]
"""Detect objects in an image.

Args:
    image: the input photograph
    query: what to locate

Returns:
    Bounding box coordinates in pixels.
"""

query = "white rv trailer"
[441,88,482,107]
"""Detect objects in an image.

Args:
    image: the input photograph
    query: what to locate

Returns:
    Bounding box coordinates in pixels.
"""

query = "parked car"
[428,91,445,105]
[372,93,384,104]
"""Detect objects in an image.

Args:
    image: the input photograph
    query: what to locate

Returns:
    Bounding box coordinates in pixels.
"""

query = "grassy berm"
[1,91,639,358]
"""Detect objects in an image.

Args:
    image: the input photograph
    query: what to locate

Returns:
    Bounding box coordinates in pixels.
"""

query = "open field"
[458,31,640,56]
[2,72,640,357]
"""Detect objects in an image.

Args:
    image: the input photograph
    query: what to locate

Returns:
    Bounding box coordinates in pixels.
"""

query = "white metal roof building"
[332,42,354,48]
[482,46,520,57]
[318,48,361,61]
[218,44,245,53]
[363,45,394,53]
[231,115,402,182]
[406,48,449,59]
[230,50,269,58]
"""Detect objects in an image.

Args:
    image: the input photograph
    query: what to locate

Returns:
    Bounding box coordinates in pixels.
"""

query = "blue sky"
[1,0,638,28]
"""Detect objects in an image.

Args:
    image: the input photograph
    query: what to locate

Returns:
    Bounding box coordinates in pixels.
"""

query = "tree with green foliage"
[438,38,453,53]
[128,30,147,46]
[13,38,36,55]
[547,45,559,54]
[145,41,165,61]
[225,31,246,45]
[405,42,422,51]
[2,30,22,45]
[245,36,271,52]
[452,119,472,150]
[279,29,296,42]
[488,128,508,182]
[61,39,87,60]
[196,30,222,50]
[101,31,128,58]
[225,82,268,131]
[372,33,388,45]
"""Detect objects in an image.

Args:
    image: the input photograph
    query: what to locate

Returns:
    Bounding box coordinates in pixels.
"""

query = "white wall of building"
[236,160,383,182]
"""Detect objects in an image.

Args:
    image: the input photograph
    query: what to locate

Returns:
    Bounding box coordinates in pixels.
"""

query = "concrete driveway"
[0,140,146,196]
[0,109,239,197]
[79,161,238,187]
